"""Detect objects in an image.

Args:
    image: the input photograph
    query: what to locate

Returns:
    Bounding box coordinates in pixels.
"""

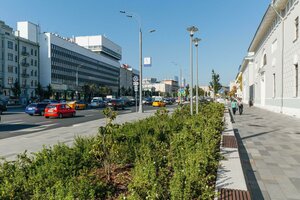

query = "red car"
[44,103,76,118]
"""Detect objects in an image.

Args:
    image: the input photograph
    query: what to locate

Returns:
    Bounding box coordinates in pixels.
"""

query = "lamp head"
[187,26,198,36]
[193,38,201,46]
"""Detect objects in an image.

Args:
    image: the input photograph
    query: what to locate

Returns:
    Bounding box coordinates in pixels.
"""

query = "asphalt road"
[0,105,177,140]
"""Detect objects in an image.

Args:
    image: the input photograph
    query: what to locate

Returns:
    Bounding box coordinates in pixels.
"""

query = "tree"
[44,84,53,99]
[209,70,222,98]
[120,86,126,96]
[35,82,44,99]
[11,81,21,98]
[82,84,91,101]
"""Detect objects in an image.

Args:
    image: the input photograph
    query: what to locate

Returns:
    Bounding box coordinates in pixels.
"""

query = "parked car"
[90,99,106,108]
[143,97,153,105]
[0,99,7,115]
[163,98,173,105]
[107,99,125,110]
[44,103,76,118]
[152,100,166,107]
[68,100,87,110]
[25,103,48,116]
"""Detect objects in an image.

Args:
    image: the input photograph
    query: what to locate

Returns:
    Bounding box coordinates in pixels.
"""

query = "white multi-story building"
[0,21,39,104]
[239,0,300,117]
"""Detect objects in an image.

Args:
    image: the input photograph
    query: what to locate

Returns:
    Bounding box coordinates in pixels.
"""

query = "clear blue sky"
[0,0,270,86]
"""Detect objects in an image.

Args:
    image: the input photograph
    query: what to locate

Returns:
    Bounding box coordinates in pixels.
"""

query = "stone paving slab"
[232,106,300,200]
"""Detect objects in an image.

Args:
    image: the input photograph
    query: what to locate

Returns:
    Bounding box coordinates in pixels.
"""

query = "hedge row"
[0,102,224,199]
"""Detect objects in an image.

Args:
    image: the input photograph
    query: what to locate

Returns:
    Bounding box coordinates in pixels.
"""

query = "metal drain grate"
[222,135,238,148]
[218,188,251,200]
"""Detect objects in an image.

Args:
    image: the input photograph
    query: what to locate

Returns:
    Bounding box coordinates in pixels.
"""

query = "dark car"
[143,97,153,105]
[107,99,125,110]
[0,99,7,115]
[25,103,48,116]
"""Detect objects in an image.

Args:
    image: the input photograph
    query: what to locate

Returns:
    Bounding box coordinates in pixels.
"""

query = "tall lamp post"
[187,26,198,115]
[120,11,155,113]
[193,38,201,114]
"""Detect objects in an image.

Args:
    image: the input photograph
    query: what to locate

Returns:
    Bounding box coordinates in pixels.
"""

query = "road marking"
[84,114,94,117]
[3,120,23,124]
[72,124,82,127]
[35,121,53,125]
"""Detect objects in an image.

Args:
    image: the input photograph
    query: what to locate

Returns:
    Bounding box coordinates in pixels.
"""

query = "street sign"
[133,82,139,86]
[133,76,138,82]
[134,85,138,92]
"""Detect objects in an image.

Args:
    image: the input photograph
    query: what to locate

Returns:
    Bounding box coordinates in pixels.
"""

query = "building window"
[15,44,17,51]
[31,49,33,55]
[273,73,276,98]
[8,77,13,85]
[7,41,13,49]
[263,54,267,66]
[31,80,33,87]
[34,70,37,77]
[296,64,299,97]
[34,50,37,56]
[15,67,18,74]
[295,17,299,41]
[34,60,37,66]
[22,46,26,53]
[31,59,33,66]
[15,55,18,63]
[8,53,13,61]
[8,66,14,73]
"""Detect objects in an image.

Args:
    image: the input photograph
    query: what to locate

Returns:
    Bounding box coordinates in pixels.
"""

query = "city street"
[0,105,174,140]
[232,106,300,200]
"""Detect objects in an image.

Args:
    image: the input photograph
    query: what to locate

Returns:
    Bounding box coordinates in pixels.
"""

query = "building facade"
[239,0,300,117]
[0,21,39,104]
[39,32,121,98]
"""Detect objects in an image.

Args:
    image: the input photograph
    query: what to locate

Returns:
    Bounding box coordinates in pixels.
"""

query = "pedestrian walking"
[231,99,238,115]
[238,98,243,115]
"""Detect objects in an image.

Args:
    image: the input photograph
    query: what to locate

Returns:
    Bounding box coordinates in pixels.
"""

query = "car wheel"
[45,116,49,118]
[29,114,33,116]
[0,110,3,115]
[72,112,75,117]
[59,113,63,119]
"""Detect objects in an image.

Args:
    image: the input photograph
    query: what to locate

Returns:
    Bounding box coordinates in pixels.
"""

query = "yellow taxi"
[68,100,87,110]
[152,100,166,107]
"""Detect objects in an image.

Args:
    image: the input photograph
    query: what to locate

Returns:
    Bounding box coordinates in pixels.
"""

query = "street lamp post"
[187,26,198,115]
[193,38,201,114]
[120,11,155,113]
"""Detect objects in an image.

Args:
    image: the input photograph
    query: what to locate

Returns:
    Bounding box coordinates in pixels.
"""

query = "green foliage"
[0,103,224,199]
[209,69,222,97]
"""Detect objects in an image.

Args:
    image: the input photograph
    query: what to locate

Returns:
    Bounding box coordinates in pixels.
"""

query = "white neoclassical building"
[239,0,300,118]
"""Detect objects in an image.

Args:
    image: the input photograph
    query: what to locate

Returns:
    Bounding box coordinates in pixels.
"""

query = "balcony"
[21,62,30,67]
[21,73,30,78]
[21,51,29,57]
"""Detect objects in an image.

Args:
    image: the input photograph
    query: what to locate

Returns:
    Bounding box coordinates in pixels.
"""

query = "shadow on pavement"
[234,128,264,200]
[0,124,40,139]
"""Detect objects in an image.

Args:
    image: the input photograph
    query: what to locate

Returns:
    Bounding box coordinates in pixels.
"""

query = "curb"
[215,108,250,200]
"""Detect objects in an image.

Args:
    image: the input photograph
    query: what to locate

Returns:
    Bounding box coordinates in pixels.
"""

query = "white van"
[91,97,103,102]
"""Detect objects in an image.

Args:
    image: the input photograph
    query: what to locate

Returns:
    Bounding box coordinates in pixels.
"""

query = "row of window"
[7,77,38,87]
[6,40,38,56]
[7,53,38,66]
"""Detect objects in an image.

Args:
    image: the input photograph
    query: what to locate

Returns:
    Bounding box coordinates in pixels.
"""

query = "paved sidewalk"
[232,106,300,200]
[0,109,160,161]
